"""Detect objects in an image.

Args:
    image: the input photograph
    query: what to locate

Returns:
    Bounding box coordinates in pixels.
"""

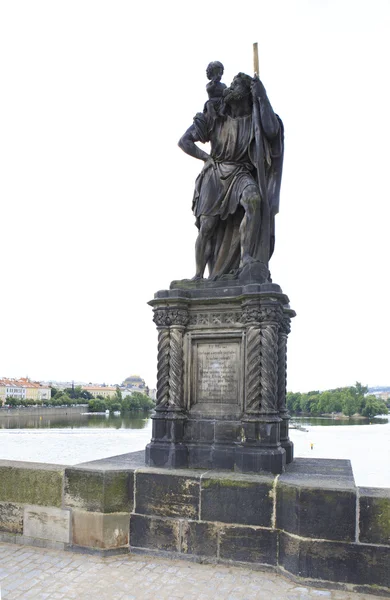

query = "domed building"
[122,375,146,390]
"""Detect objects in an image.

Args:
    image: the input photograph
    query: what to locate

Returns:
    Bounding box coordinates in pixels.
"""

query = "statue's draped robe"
[192,101,284,278]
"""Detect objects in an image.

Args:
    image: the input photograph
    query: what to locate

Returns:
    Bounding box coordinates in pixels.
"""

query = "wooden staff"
[253,42,259,77]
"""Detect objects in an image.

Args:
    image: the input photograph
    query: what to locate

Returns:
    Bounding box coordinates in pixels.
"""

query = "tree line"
[5,385,155,413]
[287,382,389,419]
[88,389,154,412]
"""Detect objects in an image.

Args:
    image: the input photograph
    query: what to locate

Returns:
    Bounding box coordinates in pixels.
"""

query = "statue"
[147,55,295,475]
[178,66,284,283]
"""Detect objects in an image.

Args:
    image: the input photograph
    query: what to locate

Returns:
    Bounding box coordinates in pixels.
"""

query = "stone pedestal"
[145,281,295,474]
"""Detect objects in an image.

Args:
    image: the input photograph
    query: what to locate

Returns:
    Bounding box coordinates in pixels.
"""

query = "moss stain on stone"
[0,467,63,507]
[369,498,390,543]
[64,470,104,511]
[103,472,131,513]
[202,478,255,489]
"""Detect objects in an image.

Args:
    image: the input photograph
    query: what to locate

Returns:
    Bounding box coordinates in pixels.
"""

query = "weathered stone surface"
[184,419,215,443]
[187,443,236,470]
[279,532,390,588]
[359,487,390,546]
[24,505,71,543]
[75,450,145,470]
[277,458,356,542]
[72,510,129,549]
[0,502,23,534]
[130,514,180,552]
[135,470,200,519]
[0,461,64,507]
[276,482,356,541]
[279,457,356,488]
[181,521,218,557]
[219,525,277,564]
[235,445,286,475]
[64,468,133,513]
[200,472,274,527]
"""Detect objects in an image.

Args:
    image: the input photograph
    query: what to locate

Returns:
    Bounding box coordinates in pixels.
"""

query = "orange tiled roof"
[0,378,49,389]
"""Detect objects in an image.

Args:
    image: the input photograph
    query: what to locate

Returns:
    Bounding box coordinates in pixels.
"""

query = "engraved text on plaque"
[195,342,240,404]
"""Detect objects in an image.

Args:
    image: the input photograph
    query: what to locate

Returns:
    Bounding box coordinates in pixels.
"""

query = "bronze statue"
[179,67,284,283]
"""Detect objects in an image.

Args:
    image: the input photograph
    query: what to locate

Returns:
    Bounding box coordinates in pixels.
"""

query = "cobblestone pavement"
[0,542,385,599]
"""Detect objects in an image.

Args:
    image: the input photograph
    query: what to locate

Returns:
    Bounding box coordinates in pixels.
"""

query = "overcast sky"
[1,0,389,392]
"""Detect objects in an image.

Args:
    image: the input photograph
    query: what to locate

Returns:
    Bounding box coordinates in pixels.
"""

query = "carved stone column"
[242,300,262,414]
[153,307,187,411]
[278,312,293,463]
[145,304,189,468]
[237,297,286,474]
[259,303,283,415]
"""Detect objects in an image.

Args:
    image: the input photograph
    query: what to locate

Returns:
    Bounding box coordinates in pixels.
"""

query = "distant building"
[374,391,390,402]
[82,385,117,399]
[122,375,146,390]
[0,378,51,405]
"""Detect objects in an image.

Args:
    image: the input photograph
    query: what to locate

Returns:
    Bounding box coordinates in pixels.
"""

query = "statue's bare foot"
[191,275,204,281]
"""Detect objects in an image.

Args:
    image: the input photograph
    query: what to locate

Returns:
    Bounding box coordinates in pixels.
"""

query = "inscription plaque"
[195,342,240,404]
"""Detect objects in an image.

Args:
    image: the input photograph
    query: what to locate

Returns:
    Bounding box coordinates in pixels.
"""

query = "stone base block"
[219,525,277,564]
[181,521,218,557]
[187,443,236,470]
[235,446,286,475]
[135,470,200,519]
[72,510,130,549]
[281,440,294,464]
[0,461,64,507]
[64,467,133,513]
[359,486,390,546]
[200,471,274,526]
[24,505,70,544]
[279,532,390,589]
[145,442,188,469]
[0,502,24,534]
[276,458,357,541]
[130,513,181,553]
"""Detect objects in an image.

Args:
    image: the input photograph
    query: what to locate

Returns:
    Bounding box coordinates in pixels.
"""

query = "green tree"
[105,396,121,412]
[63,386,92,401]
[286,392,302,413]
[361,396,389,419]
[88,398,107,412]
[341,390,359,417]
[121,392,154,412]
[5,396,19,407]
[316,391,334,414]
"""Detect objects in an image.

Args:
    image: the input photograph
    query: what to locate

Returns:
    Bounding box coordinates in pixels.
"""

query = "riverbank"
[0,405,87,417]
[292,412,368,420]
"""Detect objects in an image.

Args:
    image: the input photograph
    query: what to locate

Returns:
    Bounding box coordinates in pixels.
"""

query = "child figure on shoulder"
[204,61,227,118]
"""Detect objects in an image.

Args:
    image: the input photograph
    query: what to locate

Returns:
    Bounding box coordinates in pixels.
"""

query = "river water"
[0,412,389,488]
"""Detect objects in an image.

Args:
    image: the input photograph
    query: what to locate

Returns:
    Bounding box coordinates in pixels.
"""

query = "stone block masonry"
[0,453,389,595]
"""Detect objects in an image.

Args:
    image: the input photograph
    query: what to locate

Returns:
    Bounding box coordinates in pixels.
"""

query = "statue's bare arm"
[178,125,211,163]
